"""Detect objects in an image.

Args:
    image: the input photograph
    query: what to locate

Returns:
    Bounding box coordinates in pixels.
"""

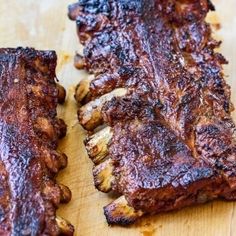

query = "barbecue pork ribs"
[0,48,74,235]
[69,0,236,225]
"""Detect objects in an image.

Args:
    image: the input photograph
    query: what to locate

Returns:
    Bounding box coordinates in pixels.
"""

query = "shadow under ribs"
[0,48,74,235]
[69,0,236,225]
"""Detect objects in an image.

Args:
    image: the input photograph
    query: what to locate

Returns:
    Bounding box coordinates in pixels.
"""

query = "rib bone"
[75,75,94,104]
[59,184,72,203]
[79,88,127,130]
[69,0,233,227]
[85,126,112,164]
[74,53,86,69]
[0,48,74,235]
[104,196,144,225]
[55,118,67,139]
[56,216,74,236]
[93,158,114,193]
[56,83,66,104]
[43,181,68,206]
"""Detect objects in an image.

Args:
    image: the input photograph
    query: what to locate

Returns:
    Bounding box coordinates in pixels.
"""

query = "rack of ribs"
[0,48,74,235]
[69,0,236,225]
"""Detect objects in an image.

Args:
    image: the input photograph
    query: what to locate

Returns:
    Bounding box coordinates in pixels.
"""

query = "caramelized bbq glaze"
[69,0,236,224]
[0,48,73,235]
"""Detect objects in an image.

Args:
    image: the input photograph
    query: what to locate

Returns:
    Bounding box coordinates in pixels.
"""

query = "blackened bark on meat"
[69,0,236,225]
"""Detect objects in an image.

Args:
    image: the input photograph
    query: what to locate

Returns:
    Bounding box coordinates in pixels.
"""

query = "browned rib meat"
[69,0,236,225]
[0,48,74,235]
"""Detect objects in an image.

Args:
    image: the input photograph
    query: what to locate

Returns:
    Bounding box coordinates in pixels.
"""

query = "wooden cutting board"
[0,1,235,235]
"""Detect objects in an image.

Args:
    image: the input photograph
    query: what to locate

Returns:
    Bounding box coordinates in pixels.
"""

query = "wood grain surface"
[0,1,235,235]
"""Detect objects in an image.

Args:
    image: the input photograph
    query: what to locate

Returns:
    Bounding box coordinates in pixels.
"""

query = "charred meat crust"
[69,0,236,225]
[0,47,73,235]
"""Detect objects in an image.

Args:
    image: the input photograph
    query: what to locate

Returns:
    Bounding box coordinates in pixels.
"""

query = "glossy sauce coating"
[0,48,73,235]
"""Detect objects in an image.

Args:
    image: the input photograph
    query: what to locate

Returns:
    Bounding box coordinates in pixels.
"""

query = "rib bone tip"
[56,83,66,104]
[93,158,114,193]
[85,126,112,164]
[78,88,127,131]
[59,184,72,204]
[103,196,144,226]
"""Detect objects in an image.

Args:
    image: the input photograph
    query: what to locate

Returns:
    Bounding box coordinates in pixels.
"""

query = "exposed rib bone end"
[44,150,68,175]
[74,76,93,104]
[104,196,144,226]
[56,216,74,235]
[85,126,112,164]
[59,184,72,204]
[78,109,103,131]
[74,53,86,70]
[78,88,127,131]
[56,83,66,104]
[93,159,114,193]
